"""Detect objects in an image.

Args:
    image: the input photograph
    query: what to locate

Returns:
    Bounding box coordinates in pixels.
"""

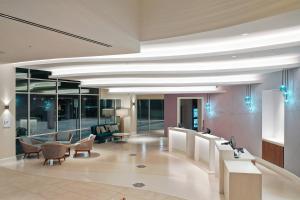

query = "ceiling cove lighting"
[50,55,299,77]
[81,74,260,87]
[108,86,218,94]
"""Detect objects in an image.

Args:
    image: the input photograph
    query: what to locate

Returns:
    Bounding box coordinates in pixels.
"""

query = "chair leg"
[58,159,61,165]
[64,156,66,161]
[43,159,48,165]
[37,152,39,159]
[74,150,77,157]
[28,153,31,158]
[23,153,27,159]
[88,150,91,157]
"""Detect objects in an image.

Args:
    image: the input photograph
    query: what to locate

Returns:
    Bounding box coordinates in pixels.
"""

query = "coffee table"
[112,133,130,142]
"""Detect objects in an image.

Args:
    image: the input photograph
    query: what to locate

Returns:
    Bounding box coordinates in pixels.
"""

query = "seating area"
[91,124,120,143]
[19,133,97,165]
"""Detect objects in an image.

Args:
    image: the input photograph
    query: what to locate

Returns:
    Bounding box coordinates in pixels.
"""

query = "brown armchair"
[41,143,67,165]
[55,132,73,144]
[19,137,42,159]
[74,135,96,157]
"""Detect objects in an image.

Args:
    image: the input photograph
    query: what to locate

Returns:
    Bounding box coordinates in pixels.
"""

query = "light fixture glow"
[81,74,260,87]
[50,55,299,78]
[108,86,218,94]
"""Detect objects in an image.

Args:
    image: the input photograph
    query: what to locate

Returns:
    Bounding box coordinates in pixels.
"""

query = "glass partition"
[15,67,100,154]
[81,95,98,129]
[16,94,28,137]
[58,95,80,131]
[30,94,56,135]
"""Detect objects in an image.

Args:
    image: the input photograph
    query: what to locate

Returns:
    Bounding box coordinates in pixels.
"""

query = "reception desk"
[168,127,197,158]
[224,160,262,200]
[194,133,221,172]
[215,140,256,194]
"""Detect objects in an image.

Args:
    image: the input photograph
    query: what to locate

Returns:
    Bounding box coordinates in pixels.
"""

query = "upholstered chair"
[41,143,67,165]
[73,135,96,157]
[55,132,73,144]
[19,137,42,159]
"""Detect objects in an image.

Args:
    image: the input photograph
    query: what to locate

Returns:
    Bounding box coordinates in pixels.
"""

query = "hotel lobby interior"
[1,1,300,199]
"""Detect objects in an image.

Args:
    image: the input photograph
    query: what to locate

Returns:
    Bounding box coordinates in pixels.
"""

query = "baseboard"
[255,156,300,185]
[0,155,19,165]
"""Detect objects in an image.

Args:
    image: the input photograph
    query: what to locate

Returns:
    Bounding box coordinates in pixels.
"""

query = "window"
[100,99,121,124]
[30,94,57,135]
[81,95,98,128]
[58,95,80,131]
[16,94,28,137]
[15,68,100,154]
[137,99,164,133]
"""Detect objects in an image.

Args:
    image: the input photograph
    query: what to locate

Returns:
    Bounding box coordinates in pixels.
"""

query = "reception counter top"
[168,127,199,158]
[195,133,221,172]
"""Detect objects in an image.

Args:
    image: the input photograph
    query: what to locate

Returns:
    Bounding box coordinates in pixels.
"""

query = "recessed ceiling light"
[241,33,249,36]
[232,55,237,58]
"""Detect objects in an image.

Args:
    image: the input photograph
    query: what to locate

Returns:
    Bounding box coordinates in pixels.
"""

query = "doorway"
[177,97,203,131]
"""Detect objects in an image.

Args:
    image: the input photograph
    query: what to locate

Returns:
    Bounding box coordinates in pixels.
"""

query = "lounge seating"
[41,143,67,165]
[91,124,120,143]
[55,132,73,156]
[19,137,42,159]
[55,132,73,144]
[74,134,96,157]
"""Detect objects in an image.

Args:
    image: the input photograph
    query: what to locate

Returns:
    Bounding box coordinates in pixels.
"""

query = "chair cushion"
[104,125,111,132]
[96,127,101,134]
[100,126,106,133]
[20,136,32,145]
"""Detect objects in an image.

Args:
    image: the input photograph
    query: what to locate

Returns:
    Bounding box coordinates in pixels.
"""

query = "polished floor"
[1,135,300,200]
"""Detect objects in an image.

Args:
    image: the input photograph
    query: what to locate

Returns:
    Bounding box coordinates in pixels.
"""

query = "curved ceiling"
[9,7,300,94]
[140,0,300,40]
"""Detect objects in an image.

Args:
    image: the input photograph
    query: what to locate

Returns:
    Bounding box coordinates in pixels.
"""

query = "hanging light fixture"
[245,84,254,112]
[280,69,289,103]
[205,94,211,115]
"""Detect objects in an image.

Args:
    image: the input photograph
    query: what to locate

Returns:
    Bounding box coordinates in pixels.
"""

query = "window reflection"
[58,95,80,131]
[81,95,98,128]
[16,94,28,137]
[30,80,57,94]
[30,95,56,135]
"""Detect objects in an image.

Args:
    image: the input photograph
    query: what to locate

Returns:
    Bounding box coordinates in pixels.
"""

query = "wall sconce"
[245,84,254,112]
[280,69,289,103]
[4,105,9,110]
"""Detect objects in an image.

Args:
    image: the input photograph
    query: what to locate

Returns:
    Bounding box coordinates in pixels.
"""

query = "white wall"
[262,90,284,144]
[0,64,15,159]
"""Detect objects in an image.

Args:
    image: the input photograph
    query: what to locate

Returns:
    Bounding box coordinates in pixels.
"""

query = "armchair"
[74,135,96,157]
[41,143,67,165]
[55,132,73,144]
[55,132,73,156]
[19,137,42,159]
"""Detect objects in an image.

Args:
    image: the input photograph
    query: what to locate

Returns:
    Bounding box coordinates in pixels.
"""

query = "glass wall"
[30,94,56,135]
[15,68,100,154]
[81,95,98,129]
[100,99,121,124]
[137,99,164,133]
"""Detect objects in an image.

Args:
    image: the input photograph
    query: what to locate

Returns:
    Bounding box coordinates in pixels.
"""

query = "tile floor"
[1,135,300,200]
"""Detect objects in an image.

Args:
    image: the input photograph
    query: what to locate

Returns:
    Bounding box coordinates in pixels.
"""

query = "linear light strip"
[108,86,218,94]
[81,74,260,87]
[0,13,112,47]
[50,55,299,77]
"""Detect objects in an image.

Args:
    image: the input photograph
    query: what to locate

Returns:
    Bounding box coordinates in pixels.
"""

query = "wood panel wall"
[262,140,284,168]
